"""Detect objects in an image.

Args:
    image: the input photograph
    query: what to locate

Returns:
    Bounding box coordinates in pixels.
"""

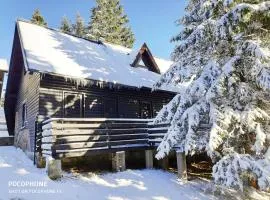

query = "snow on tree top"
[17,20,174,91]
[0,59,8,71]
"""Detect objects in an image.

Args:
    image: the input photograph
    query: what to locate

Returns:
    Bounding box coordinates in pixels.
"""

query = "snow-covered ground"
[0,146,269,200]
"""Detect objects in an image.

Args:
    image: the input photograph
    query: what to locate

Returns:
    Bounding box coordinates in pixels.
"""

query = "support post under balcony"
[112,151,126,172]
[145,150,153,168]
[176,151,187,180]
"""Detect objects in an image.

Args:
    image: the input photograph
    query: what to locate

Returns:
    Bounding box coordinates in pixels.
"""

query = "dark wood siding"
[15,72,40,151]
[39,74,175,120]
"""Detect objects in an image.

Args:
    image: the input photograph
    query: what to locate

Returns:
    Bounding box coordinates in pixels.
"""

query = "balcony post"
[145,150,153,168]
[112,151,126,172]
[176,151,187,180]
[47,146,62,180]
[46,158,62,180]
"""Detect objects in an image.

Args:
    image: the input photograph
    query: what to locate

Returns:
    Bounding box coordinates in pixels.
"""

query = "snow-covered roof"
[0,59,8,71]
[154,57,173,74]
[17,20,173,90]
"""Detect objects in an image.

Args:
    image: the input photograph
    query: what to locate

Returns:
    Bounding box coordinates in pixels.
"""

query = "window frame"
[21,102,27,128]
[63,92,83,118]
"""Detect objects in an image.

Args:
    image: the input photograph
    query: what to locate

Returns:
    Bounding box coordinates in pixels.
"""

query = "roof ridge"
[17,18,136,53]
[16,18,104,46]
[16,19,171,62]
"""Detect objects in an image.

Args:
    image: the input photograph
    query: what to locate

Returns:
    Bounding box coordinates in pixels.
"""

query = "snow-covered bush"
[213,153,270,190]
[153,0,270,191]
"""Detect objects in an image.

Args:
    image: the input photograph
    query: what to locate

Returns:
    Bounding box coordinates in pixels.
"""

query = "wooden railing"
[35,118,169,159]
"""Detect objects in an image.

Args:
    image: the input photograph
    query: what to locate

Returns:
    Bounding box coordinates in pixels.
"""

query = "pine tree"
[154,0,270,191]
[60,16,72,33]
[87,0,135,48]
[31,9,47,26]
[73,13,86,37]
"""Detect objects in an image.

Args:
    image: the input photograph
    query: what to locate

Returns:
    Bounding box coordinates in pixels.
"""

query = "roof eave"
[32,69,176,94]
[16,20,30,72]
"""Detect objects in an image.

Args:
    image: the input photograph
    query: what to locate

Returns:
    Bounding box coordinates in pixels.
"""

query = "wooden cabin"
[5,20,176,176]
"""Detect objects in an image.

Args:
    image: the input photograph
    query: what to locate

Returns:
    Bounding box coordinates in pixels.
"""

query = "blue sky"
[0,0,186,62]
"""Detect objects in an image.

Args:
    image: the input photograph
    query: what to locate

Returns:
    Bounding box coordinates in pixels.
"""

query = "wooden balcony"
[35,118,169,159]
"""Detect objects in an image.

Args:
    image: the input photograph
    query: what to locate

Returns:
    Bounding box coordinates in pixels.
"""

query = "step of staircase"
[0,130,8,137]
[0,121,8,137]
[0,117,11,145]
[0,108,9,146]
[0,136,14,146]
[0,127,8,131]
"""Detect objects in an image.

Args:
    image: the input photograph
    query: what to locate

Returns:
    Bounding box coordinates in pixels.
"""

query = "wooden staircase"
[0,112,14,146]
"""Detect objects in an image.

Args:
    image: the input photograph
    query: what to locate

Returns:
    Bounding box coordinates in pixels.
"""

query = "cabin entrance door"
[64,92,83,117]
[104,98,117,118]
[140,101,152,119]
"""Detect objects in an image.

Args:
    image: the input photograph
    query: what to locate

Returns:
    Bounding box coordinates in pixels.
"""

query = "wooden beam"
[54,141,108,150]
[42,128,149,136]
[43,117,153,124]
[43,122,149,130]
[53,145,154,158]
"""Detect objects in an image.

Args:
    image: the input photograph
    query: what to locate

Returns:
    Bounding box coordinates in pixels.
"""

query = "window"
[64,92,82,117]
[84,95,104,117]
[118,98,140,118]
[22,103,27,127]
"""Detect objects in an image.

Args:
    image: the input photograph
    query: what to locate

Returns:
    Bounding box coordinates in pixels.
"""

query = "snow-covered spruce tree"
[153,0,270,191]
[60,16,72,34]
[31,9,47,26]
[87,0,135,48]
[73,13,86,38]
